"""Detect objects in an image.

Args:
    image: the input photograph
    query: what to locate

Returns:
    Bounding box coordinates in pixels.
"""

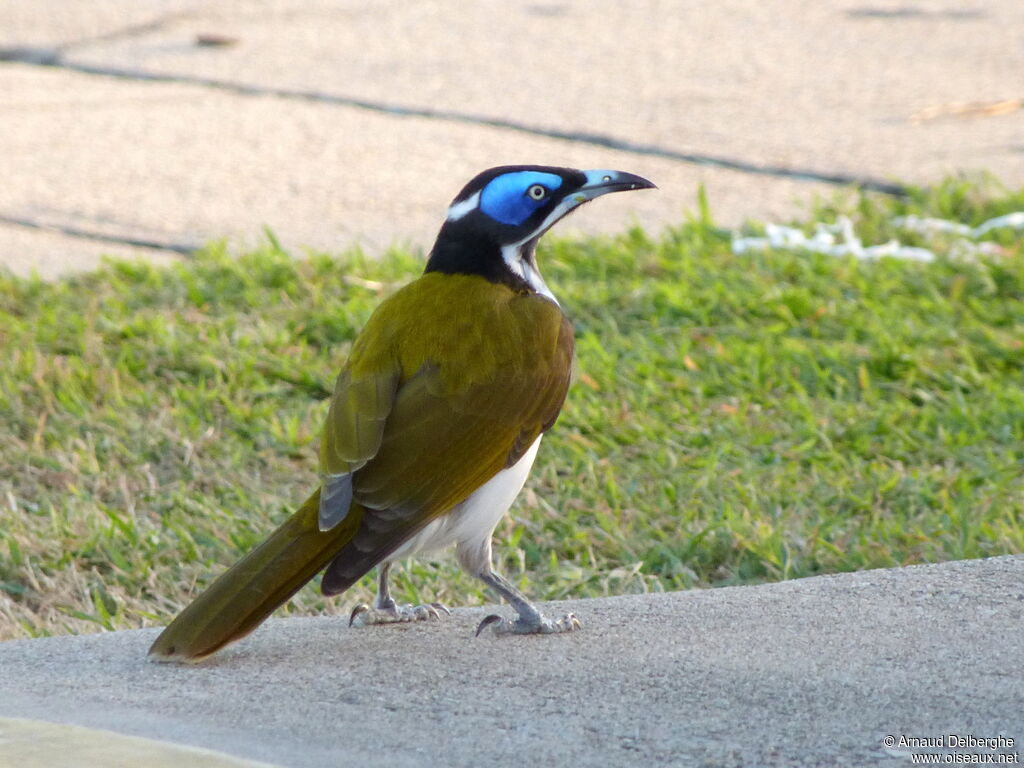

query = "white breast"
[386,437,542,571]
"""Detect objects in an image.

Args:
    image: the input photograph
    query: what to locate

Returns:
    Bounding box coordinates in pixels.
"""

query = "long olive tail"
[148,488,361,663]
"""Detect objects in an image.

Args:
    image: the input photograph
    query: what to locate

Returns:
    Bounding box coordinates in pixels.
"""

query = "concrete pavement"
[1,556,1021,767]
[2,0,1023,276]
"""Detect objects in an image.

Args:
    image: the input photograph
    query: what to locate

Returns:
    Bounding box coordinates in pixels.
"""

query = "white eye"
[527,184,547,200]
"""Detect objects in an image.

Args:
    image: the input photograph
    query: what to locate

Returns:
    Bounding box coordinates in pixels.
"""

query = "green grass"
[1,176,1022,639]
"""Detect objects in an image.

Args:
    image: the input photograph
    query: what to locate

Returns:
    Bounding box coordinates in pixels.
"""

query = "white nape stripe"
[446,190,481,221]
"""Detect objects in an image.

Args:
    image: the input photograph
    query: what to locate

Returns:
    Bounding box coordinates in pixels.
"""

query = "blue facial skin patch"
[479,171,563,226]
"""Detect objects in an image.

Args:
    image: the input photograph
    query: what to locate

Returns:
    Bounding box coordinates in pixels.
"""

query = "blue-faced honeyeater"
[149,165,655,661]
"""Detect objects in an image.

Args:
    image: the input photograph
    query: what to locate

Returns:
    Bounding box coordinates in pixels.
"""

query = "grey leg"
[373,563,398,611]
[349,562,450,627]
[474,569,581,637]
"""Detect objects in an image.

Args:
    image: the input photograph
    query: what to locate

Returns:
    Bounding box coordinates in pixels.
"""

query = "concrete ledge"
[1,556,1021,767]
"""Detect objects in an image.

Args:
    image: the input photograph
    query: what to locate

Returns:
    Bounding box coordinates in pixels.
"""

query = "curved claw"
[475,612,583,637]
[350,601,452,627]
[349,603,371,627]
[475,614,505,637]
[416,604,438,621]
[562,613,583,632]
[416,602,452,621]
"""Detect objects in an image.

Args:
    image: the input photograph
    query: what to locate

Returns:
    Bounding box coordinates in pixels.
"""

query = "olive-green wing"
[321,297,574,594]
[317,362,400,530]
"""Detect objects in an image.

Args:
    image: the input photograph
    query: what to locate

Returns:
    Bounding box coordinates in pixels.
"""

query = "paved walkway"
[3,0,1023,277]
[1,557,1021,767]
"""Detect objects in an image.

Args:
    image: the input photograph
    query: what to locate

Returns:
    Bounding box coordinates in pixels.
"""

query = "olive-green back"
[320,272,574,593]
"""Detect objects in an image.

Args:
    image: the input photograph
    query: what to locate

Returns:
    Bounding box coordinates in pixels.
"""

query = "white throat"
[495,197,583,306]
[500,241,558,305]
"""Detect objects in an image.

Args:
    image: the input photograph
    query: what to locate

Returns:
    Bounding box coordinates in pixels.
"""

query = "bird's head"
[425,165,656,301]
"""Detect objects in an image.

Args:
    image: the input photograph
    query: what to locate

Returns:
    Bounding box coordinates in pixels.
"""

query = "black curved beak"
[529,168,658,240]
[577,169,658,200]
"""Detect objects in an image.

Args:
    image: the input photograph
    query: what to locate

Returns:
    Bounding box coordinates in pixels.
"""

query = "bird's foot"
[349,601,450,627]
[475,612,581,637]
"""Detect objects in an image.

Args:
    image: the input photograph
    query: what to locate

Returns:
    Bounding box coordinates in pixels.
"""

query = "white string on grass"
[731,211,1024,261]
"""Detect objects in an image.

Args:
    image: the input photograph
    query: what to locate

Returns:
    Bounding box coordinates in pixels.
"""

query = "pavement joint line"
[57,10,198,53]
[0,213,200,255]
[0,10,195,64]
[3,51,911,197]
